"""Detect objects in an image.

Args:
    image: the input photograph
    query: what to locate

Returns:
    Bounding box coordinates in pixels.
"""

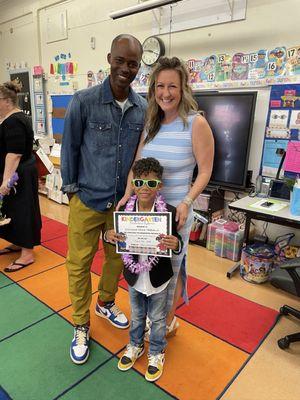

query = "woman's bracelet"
[182,196,193,207]
[103,231,109,242]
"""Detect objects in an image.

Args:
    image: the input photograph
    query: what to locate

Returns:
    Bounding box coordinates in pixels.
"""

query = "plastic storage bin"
[189,230,201,242]
[214,223,244,261]
[240,243,275,284]
[206,219,227,251]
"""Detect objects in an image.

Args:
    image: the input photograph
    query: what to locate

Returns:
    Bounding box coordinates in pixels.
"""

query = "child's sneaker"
[70,324,90,364]
[145,352,165,382]
[95,301,129,329]
[118,343,145,371]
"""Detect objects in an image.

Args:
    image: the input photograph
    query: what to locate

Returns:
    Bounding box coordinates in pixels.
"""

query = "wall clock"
[142,36,165,66]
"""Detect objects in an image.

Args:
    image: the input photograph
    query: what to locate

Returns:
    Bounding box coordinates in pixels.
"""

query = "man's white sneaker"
[70,325,90,364]
[95,301,129,329]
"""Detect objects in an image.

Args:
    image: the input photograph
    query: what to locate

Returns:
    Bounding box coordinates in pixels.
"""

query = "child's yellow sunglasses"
[132,179,161,189]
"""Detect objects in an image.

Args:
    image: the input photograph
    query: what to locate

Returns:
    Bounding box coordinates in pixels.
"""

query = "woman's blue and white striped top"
[141,113,198,308]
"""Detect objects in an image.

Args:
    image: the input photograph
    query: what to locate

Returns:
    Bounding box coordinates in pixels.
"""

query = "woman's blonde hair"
[0,81,21,106]
[144,56,198,143]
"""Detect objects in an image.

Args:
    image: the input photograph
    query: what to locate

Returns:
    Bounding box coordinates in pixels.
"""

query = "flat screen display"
[193,92,257,190]
[268,179,290,200]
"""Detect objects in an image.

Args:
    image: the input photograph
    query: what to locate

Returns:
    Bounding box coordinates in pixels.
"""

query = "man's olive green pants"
[66,195,123,325]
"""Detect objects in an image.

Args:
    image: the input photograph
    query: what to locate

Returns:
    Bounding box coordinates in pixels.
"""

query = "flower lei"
[121,193,167,274]
[0,172,19,226]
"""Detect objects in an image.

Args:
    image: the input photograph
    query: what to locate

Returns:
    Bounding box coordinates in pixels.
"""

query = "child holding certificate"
[105,157,182,382]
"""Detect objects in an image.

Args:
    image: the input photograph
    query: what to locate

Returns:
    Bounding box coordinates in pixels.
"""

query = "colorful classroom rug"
[0,217,279,400]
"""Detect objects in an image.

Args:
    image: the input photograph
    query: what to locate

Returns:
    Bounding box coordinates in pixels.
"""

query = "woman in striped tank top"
[119,57,214,336]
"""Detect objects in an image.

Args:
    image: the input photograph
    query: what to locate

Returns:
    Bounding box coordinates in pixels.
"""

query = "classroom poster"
[261,84,300,179]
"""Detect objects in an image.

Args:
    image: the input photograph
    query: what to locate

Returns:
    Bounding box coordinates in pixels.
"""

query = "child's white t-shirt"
[133,202,171,296]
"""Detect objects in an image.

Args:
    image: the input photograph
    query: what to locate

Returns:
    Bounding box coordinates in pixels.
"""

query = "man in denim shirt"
[61,34,147,364]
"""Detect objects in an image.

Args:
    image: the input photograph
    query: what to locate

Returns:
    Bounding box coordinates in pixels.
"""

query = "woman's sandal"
[0,246,21,256]
[4,261,34,273]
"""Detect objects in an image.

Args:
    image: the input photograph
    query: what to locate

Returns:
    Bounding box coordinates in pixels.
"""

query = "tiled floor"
[0,216,280,400]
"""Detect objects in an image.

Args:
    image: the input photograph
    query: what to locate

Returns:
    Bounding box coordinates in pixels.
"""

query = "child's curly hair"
[132,157,163,179]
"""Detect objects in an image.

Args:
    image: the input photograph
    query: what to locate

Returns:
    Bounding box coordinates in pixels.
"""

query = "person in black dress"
[0,81,41,272]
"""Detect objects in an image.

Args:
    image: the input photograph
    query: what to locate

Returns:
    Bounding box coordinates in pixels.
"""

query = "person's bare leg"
[5,247,34,271]
[166,274,182,326]
[16,248,35,264]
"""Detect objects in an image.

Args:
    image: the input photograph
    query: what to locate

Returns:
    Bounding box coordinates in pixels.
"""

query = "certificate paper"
[114,212,172,258]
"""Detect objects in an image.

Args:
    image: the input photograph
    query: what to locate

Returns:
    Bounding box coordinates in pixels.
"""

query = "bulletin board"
[50,94,72,143]
[261,84,300,179]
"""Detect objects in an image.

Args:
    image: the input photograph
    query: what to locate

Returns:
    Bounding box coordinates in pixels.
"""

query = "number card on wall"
[286,45,300,75]
[248,50,267,79]
[266,47,286,77]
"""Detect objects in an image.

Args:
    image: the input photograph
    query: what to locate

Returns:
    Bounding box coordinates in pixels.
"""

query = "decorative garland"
[121,193,167,274]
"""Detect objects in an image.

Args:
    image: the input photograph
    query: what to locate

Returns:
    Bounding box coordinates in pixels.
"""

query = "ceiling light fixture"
[109,0,183,20]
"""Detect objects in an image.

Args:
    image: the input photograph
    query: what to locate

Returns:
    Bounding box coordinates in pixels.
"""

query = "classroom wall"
[0,0,299,242]
[1,0,300,78]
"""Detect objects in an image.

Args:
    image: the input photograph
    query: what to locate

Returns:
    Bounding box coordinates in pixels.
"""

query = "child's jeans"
[128,286,168,355]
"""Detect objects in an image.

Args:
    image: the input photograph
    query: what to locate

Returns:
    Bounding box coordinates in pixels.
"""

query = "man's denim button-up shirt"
[61,77,147,212]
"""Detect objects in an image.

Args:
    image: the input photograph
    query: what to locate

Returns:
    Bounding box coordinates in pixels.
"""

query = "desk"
[226,196,300,278]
